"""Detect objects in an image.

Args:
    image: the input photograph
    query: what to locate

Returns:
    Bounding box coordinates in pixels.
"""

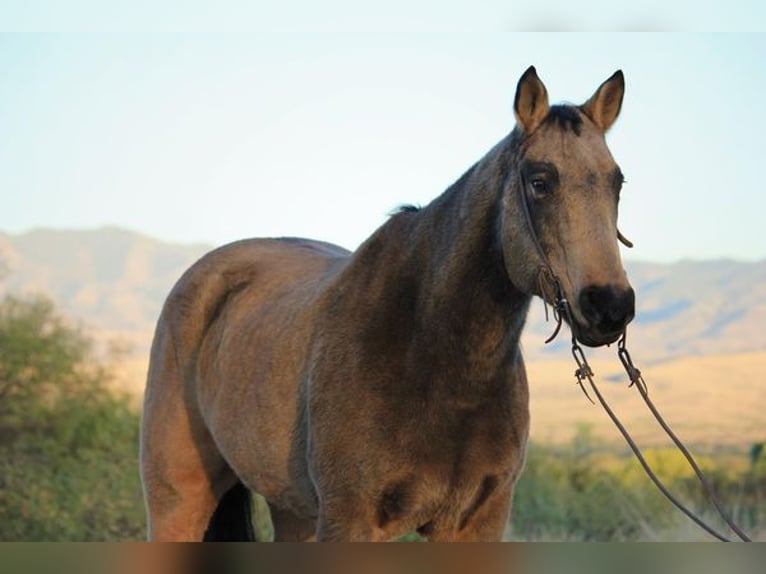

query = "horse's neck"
[425,156,529,372]
[359,140,531,381]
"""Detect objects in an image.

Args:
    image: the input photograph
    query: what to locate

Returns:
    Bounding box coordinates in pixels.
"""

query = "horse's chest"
[373,449,517,540]
[394,390,528,471]
[370,401,527,537]
[308,359,530,539]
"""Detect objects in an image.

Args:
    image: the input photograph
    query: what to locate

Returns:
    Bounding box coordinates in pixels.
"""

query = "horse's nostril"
[609,288,635,325]
[579,286,609,325]
[578,285,635,331]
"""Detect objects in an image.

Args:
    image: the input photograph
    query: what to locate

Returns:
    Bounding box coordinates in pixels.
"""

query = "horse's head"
[502,66,634,347]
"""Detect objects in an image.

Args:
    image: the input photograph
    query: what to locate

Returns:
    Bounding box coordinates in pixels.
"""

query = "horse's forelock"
[543,105,584,136]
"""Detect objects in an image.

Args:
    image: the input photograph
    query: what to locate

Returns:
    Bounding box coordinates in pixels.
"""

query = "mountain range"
[1,226,765,364]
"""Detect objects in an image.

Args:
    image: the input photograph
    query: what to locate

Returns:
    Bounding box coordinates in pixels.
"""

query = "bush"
[0,295,145,540]
[510,425,765,541]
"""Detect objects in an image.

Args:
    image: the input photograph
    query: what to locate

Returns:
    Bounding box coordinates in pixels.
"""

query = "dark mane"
[544,105,583,136]
[393,204,422,214]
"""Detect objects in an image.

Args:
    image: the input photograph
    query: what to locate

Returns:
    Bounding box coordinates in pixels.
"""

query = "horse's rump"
[140,238,348,539]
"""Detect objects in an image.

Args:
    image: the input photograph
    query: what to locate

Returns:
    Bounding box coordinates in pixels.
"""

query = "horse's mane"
[393,204,422,214]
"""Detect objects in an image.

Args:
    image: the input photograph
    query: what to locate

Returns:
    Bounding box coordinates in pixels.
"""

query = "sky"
[1,32,766,262]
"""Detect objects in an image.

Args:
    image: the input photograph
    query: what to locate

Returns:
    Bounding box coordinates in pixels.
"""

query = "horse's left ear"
[514,66,550,134]
[581,70,625,132]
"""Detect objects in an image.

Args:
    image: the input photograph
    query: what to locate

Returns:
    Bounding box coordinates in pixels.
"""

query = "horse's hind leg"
[141,401,239,541]
[269,504,317,542]
[141,327,240,541]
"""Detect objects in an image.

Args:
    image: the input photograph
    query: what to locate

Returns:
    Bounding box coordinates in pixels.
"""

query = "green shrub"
[0,295,144,541]
[510,425,765,541]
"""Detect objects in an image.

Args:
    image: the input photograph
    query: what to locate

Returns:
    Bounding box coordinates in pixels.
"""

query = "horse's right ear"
[514,66,550,134]
[581,70,625,133]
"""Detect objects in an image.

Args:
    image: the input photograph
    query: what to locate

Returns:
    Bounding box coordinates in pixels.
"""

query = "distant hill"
[1,227,765,364]
[0,227,210,354]
[524,259,766,362]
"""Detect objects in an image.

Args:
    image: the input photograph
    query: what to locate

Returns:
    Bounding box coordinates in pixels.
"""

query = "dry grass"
[526,351,766,448]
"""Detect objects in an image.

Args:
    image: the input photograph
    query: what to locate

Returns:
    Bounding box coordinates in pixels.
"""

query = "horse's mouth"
[575,327,624,348]
[562,288,635,348]
[561,310,627,348]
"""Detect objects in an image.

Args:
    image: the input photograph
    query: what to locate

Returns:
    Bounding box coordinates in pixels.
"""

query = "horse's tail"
[203,481,255,541]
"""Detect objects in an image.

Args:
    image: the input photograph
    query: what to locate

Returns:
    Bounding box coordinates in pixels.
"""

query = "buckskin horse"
[140,66,635,541]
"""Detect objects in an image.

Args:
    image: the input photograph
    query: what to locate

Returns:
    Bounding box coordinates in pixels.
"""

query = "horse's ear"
[581,70,625,132]
[514,66,549,134]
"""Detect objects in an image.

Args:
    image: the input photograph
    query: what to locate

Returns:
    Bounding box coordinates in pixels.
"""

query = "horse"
[140,66,635,541]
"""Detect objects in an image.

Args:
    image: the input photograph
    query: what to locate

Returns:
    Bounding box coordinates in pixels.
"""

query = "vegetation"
[0,293,763,541]
[510,425,766,541]
[0,295,144,540]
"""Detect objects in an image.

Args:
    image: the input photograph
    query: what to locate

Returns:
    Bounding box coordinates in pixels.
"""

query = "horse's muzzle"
[576,285,635,347]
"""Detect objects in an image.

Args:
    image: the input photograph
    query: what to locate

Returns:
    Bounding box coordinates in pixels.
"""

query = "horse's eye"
[530,178,550,198]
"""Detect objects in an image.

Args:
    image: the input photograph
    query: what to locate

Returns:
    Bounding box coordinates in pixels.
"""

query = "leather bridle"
[516,170,752,542]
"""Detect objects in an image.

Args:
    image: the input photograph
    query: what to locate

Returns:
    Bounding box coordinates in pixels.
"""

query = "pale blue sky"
[1,33,766,262]
[1,2,764,32]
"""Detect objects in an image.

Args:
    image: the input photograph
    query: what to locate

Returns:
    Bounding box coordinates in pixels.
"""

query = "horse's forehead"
[524,122,616,175]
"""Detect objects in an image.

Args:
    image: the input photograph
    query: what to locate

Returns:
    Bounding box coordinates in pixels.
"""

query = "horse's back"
[150,236,349,364]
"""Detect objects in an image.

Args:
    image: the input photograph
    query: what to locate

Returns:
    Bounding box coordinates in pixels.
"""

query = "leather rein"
[517,173,752,542]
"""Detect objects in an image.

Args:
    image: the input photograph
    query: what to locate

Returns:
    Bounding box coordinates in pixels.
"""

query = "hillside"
[523,259,766,362]
[2,227,764,360]
[1,227,764,446]
[0,227,209,354]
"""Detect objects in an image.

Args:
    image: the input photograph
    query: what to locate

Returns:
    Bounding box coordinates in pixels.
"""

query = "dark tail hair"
[203,482,255,541]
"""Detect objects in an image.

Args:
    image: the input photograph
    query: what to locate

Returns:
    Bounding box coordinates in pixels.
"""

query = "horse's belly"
[196,292,325,516]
